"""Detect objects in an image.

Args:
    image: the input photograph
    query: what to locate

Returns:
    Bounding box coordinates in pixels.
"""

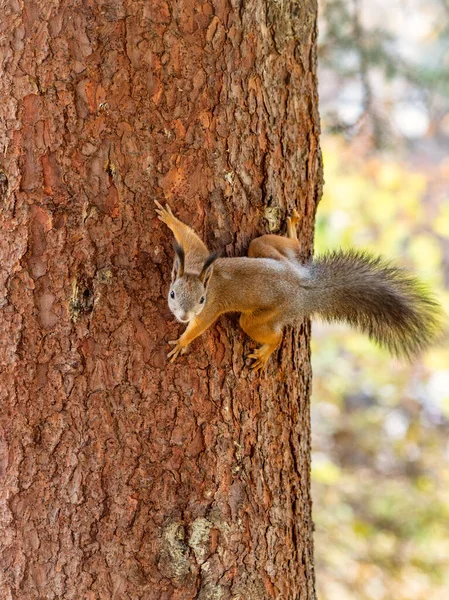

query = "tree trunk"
[0,1,321,598]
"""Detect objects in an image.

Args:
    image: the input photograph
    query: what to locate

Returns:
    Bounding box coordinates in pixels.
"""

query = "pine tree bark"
[0,1,321,598]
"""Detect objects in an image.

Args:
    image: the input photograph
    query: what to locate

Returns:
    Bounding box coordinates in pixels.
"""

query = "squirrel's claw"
[247,353,267,371]
[290,209,300,222]
[154,199,175,225]
[251,359,266,371]
[167,339,187,362]
[248,344,275,371]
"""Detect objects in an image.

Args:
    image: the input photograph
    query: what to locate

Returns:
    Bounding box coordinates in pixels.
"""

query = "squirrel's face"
[168,245,217,323]
[168,275,208,322]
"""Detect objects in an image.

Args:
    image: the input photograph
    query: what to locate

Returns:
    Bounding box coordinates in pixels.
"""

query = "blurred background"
[312,1,449,599]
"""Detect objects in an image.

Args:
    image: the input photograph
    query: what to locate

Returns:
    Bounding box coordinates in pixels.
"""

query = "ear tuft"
[199,252,218,286]
[172,242,185,280]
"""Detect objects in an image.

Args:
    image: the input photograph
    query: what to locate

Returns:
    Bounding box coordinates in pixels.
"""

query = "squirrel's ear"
[199,252,218,288]
[172,243,185,281]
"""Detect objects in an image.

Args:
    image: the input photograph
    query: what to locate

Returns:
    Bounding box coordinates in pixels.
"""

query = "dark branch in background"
[352,0,372,115]
[319,0,449,147]
[438,0,449,17]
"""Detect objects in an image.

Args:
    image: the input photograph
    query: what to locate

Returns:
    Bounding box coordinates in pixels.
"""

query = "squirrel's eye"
[170,290,175,299]
[199,296,205,304]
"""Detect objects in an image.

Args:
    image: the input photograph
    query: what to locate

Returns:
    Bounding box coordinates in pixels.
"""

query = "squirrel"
[154,200,443,371]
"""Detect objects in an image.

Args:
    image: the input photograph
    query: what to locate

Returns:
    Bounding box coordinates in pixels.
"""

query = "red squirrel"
[155,200,443,371]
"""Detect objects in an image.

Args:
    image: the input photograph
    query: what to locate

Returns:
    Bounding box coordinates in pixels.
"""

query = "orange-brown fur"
[155,201,443,371]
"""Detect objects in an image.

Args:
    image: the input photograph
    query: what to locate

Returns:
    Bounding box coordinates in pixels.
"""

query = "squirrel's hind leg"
[286,209,300,240]
[248,209,301,261]
[240,311,283,371]
[248,234,300,262]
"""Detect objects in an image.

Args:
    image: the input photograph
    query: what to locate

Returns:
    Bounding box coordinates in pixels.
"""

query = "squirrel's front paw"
[167,338,188,362]
[154,199,175,225]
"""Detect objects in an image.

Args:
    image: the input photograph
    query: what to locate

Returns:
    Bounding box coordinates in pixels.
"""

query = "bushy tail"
[304,250,444,358]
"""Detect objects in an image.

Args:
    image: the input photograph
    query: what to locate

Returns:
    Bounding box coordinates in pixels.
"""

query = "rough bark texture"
[0,1,321,598]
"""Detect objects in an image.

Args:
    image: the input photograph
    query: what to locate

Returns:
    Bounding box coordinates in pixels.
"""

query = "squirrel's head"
[168,244,217,323]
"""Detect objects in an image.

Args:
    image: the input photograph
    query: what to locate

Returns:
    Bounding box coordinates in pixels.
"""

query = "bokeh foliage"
[314,2,449,595]
[312,136,449,600]
[319,0,449,144]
